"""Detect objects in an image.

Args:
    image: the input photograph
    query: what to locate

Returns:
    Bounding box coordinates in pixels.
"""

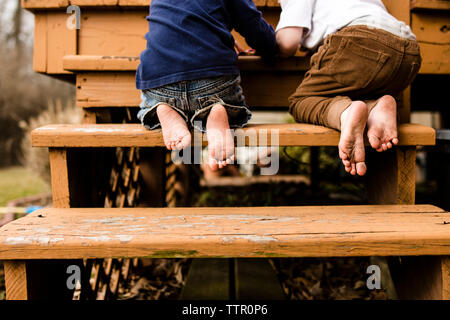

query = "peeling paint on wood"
[0,205,448,259]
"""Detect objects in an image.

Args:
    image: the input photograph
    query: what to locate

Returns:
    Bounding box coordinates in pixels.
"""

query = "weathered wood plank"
[78,10,148,57]
[63,55,310,72]
[411,0,450,11]
[0,205,449,260]
[22,0,69,9]
[22,0,404,10]
[412,12,450,44]
[416,42,450,74]
[31,123,436,148]
[46,12,77,74]
[411,11,450,74]
[33,14,48,73]
[22,0,278,9]
[75,71,303,108]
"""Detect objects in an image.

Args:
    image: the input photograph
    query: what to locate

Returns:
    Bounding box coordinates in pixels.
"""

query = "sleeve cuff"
[275,0,313,34]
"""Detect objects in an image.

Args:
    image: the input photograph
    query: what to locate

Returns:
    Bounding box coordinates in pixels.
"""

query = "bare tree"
[10,0,23,56]
[0,0,75,166]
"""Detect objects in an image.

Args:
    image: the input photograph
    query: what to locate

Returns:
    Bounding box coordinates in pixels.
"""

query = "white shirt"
[276,0,416,50]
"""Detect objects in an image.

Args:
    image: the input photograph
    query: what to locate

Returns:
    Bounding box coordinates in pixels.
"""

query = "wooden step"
[0,205,449,260]
[411,0,450,11]
[22,0,280,10]
[30,123,436,148]
[63,55,310,72]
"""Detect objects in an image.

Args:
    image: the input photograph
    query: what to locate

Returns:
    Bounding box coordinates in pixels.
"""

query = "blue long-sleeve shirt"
[136,0,279,90]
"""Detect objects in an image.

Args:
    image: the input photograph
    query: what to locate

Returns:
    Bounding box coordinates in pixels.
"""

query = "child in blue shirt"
[136,0,278,171]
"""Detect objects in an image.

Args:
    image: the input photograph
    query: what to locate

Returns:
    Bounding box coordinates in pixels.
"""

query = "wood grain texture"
[416,42,450,74]
[411,11,450,74]
[396,147,417,204]
[31,123,436,148]
[366,147,417,205]
[443,256,450,300]
[4,261,28,300]
[63,55,310,72]
[0,205,449,259]
[78,11,148,57]
[33,14,47,73]
[75,71,303,108]
[46,12,77,74]
[22,0,276,9]
[411,0,450,11]
[49,148,71,208]
[22,0,402,10]
[22,0,69,9]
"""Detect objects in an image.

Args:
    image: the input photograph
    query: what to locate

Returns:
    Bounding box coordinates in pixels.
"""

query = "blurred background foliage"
[0,0,75,168]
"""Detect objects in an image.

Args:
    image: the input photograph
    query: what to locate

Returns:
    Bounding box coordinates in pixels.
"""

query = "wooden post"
[4,260,83,300]
[4,261,28,300]
[388,256,450,300]
[138,147,166,207]
[49,148,71,208]
[366,146,416,205]
[367,146,448,300]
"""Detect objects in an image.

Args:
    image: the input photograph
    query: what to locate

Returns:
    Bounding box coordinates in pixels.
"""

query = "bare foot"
[367,95,398,152]
[339,101,368,176]
[206,104,235,171]
[156,104,191,150]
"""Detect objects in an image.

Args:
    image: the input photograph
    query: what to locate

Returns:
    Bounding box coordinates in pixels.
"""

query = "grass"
[0,166,50,207]
[0,166,50,300]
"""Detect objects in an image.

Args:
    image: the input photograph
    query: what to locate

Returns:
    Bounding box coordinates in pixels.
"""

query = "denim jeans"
[137,74,251,132]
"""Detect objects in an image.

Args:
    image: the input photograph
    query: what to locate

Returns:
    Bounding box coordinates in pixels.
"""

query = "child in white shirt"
[276,0,421,176]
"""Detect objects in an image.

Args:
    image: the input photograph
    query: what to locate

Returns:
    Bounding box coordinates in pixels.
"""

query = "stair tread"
[0,205,448,259]
[31,123,436,147]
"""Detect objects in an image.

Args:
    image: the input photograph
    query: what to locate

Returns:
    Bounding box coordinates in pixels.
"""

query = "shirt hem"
[136,66,240,90]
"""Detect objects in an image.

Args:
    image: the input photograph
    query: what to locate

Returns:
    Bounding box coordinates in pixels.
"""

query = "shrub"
[20,99,81,184]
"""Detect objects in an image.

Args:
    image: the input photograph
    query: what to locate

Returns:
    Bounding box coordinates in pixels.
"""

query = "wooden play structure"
[0,0,449,300]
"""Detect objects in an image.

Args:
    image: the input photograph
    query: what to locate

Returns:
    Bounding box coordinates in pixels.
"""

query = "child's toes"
[342,159,351,167]
[368,135,381,150]
[208,158,219,171]
[350,163,357,175]
[356,162,367,176]
[392,137,399,145]
[226,155,235,165]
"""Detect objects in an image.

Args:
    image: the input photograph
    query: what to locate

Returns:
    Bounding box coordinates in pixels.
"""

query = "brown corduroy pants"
[289,25,422,130]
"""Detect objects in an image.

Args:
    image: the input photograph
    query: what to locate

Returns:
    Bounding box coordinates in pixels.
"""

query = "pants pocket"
[405,61,421,86]
[326,38,390,88]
